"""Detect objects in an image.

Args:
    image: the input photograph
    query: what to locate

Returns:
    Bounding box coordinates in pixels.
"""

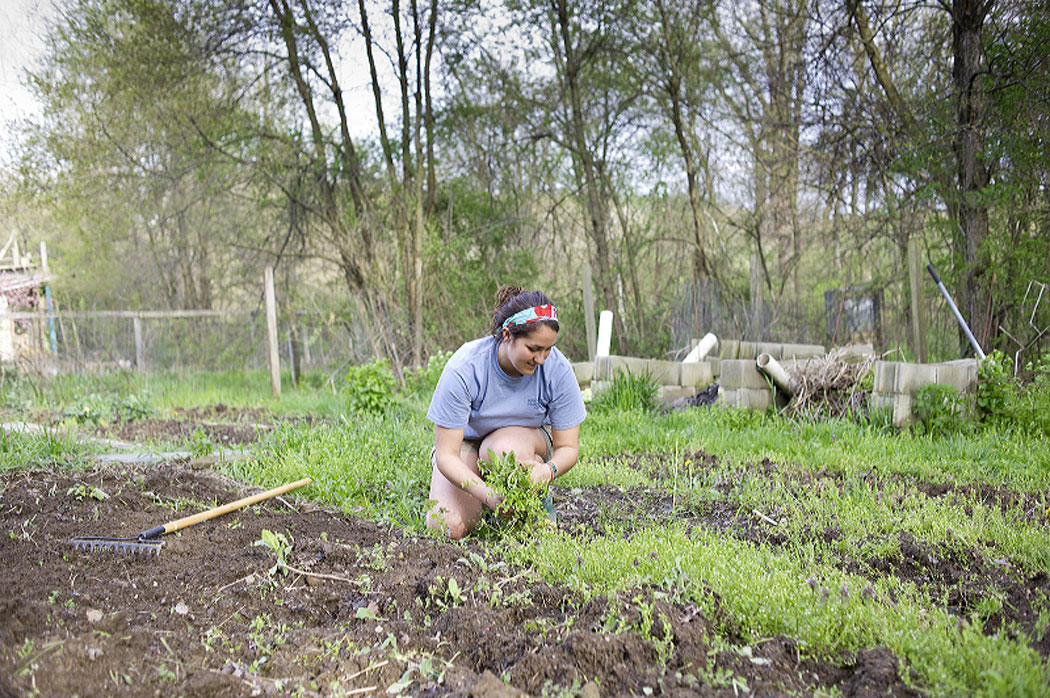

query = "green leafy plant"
[112,394,155,422]
[976,350,1015,423]
[344,358,396,414]
[64,394,106,425]
[1013,352,1050,436]
[590,368,659,414]
[66,484,108,501]
[254,529,292,576]
[913,383,969,437]
[403,350,452,395]
[477,448,547,529]
[189,427,214,458]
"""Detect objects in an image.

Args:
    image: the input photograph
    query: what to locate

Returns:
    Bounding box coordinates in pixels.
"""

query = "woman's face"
[500,324,558,377]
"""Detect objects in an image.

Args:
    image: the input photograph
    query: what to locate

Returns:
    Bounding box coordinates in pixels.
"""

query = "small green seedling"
[66,484,108,501]
[254,529,292,576]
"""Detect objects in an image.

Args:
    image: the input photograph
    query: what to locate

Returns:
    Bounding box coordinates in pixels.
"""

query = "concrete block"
[720,359,769,390]
[781,343,826,359]
[719,387,737,406]
[680,361,714,387]
[708,357,721,378]
[894,363,938,395]
[739,387,773,411]
[594,355,649,381]
[868,392,894,412]
[647,359,680,386]
[936,359,978,392]
[737,341,759,359]
[892,393,914,428]
[590,380,610,397]
[873,362,899,394]
[837,343,876,362]
[719,359,742,388]
[571,361,594,385]
[719,339,740,360]
[658,385,695,404]
[756,342,784,360]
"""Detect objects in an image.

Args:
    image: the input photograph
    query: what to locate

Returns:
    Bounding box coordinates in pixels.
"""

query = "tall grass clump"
[0,427,96,471]
[589,368,659,414]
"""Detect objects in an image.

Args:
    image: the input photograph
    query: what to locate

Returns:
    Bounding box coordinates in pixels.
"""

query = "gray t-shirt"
[426,336,587,441]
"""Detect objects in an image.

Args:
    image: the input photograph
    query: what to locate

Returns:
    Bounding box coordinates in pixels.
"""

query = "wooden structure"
[0,236,54,362]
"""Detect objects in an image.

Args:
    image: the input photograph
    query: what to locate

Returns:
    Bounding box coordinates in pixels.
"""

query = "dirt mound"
[0,464,918,696]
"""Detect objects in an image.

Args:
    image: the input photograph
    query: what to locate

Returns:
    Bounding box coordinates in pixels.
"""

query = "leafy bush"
[189,427,214,458]
[63,394,108,425]
[912,384,969,437]
[974,350,1050,436]
[1014,352,1050,436]
[590,368,659,414]
[113,393,155,422]
[403,350,453,396]
[344,358,396,414]
[976,350,1014,423]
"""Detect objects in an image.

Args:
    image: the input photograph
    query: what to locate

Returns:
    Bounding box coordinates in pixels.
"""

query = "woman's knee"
[480,430,535,462]
[426,505,470,540]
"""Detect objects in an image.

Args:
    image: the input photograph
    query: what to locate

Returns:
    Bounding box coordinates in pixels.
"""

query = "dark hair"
[489,285,560,336]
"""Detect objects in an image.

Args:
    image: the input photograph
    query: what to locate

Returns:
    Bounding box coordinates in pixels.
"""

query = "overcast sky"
[0,0,54,134]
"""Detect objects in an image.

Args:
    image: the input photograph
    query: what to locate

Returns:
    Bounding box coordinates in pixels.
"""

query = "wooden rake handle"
[138,478,312,539]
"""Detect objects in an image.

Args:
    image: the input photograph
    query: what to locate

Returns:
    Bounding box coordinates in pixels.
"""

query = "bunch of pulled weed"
[782,348,879,421]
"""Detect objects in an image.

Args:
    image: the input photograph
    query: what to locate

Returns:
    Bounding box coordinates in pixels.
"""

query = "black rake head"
[69,537,164,556]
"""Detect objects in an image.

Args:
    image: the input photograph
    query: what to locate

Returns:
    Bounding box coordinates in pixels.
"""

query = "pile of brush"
[783,347,879,420]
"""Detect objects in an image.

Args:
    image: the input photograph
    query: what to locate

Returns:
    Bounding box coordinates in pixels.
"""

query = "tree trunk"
[654,0,709,279]
[551,0,616,313]
[952,0,993,354]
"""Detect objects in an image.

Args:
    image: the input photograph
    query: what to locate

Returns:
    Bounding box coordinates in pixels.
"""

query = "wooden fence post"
[749,252,762,341]
[133,316,144,371]
[907,237,928,363]
[264,266,281,397]
[583,262,596,361]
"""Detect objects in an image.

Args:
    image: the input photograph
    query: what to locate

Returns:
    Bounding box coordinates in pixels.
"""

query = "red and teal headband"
[501,304,558,331]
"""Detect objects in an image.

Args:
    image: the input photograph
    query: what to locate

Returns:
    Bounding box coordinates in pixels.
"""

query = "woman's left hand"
[523,457,552,488]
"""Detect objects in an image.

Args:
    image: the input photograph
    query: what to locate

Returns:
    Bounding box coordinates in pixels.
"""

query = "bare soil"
[1,460,920,697]
[92,405,294,448]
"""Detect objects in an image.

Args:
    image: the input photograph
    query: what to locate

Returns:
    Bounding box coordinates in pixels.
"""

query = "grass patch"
[506,526,1049,697]
[0,427,96,471]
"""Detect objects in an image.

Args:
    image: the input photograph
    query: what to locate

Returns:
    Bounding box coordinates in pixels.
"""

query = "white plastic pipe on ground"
[596,310,613,357]
[683,333,718,363]
[756,353,798,396]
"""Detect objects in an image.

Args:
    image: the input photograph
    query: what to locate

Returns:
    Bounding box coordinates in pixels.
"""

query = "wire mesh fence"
[2,309,366,379]
[669,275,994,362]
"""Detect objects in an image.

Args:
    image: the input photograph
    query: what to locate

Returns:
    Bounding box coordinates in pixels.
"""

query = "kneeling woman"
[425,285,587,539]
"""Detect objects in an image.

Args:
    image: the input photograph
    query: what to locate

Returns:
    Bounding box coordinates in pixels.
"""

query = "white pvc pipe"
[756,353,798,396]
[596,310,613,357]
[683,333,718,363]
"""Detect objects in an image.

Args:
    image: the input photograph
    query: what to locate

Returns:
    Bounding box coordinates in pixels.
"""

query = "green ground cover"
[2,369,1048,696]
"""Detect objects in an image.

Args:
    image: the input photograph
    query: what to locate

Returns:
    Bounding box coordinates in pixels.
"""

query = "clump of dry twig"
[782,347,879,420]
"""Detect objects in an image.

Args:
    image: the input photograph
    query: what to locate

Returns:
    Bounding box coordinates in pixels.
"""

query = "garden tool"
[69,477,312,556]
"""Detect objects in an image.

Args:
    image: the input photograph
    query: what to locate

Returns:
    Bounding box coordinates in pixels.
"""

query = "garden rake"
[69,477,312,556]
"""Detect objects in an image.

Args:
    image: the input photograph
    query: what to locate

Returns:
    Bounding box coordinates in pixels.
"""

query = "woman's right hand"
[483,489,504,512]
